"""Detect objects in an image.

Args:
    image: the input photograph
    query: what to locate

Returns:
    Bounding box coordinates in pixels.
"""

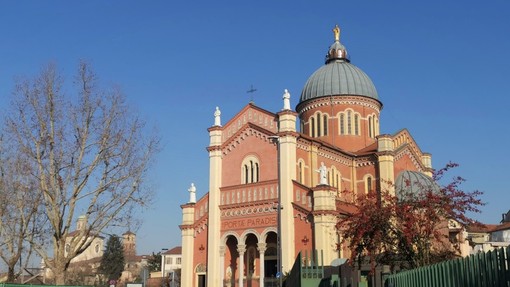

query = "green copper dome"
[299,26,378,104]
[395,170,440,201]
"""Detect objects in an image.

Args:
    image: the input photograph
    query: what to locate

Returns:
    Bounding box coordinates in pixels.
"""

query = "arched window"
[323,114,328,136]
[242,156,260,184]
[329,166,341,192]
[367,114,379,138]
[354,114,360,135]
[244,165,249,184]
[317,113,322,137]
[311,117,316,137]
[339,113,345,135]
[374,116,379,137]
[368,115,373,138]
[297,160,305,184]
[365,176,373,193]
[347,110,352,134]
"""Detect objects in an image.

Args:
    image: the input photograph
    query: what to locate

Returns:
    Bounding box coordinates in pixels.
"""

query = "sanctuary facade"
[180,26,434,287]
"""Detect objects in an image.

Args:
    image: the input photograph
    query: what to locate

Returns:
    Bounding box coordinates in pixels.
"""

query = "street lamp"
[268,135,282,287]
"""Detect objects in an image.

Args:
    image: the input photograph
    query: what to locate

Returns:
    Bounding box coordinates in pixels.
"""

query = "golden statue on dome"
[333,25,340,41]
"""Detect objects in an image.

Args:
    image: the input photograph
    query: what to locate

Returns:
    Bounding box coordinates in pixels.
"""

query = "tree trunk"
[53,262,68,285]
[7,266,16,283]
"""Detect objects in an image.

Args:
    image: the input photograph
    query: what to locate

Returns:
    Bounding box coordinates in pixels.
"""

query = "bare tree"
[0,137,44,282]
[4,62,159,285]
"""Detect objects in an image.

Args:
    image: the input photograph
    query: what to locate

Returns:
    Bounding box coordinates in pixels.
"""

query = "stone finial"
[282,89,291,110]
[214,107,221,127]
[188,183,196,203]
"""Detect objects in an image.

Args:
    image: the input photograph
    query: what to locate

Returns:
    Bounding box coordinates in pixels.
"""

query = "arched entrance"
[221,229,278,287]
[195,263,206,287]
[264,231,278,284]
[244,233,259,287]
[224,235,239,287]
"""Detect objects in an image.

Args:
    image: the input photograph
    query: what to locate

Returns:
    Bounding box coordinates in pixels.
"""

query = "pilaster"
[421,153,433,177]
[377,135,395,195]
[207,125,223,287]
[180,202,195,287]
[277,110,298,273]
[312,185,338,265]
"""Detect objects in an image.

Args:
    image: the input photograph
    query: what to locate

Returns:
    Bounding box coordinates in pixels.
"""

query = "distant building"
[43,217,147,285]
[160,246,181,287]
[120,231,148,283]
[42,216,104,284]
[466,210,510,253]
[180,26,445,287]
[161,246,182,277]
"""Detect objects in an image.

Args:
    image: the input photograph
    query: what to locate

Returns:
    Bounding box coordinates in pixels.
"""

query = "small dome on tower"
[299,25,378,107]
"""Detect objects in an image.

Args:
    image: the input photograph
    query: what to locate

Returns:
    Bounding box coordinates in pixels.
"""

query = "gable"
[221,104,278,145]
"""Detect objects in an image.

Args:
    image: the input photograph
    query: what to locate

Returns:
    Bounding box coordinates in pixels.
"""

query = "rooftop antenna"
[247,84,257,103]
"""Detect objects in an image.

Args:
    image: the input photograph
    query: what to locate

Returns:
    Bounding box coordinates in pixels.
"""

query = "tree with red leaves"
[338,162,484,271]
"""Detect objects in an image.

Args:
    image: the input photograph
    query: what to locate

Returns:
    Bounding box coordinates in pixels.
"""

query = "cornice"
[208,126,223,132]
[311,210,338,217]
[277,110,298,116]
[297,95,382,115]
[220,201,277,218]
[179,224,194,230]
[181,202,196,209]
[207,145,221,152]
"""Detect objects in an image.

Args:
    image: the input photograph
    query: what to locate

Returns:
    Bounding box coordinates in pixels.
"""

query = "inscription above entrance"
[221,215,277,231]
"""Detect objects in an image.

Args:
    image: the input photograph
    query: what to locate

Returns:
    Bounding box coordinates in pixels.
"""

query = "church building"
[180,26,433,287]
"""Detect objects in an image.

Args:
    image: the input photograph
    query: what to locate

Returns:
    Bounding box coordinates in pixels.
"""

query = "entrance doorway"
[265,259,277,278]
[197,274,206,287]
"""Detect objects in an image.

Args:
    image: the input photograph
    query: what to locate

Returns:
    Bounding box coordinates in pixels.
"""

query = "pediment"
[221,103,278,145]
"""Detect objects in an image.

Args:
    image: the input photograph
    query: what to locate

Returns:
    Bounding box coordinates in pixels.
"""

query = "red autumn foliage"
[337,162,484,271]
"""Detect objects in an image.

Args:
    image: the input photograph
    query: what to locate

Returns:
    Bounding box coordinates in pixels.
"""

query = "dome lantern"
[326,25,349,63]
[298,25,379,109]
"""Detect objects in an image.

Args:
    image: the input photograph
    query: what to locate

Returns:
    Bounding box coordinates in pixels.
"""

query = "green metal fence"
[286,250,327,287]
[0,285,91,287]
[385,246,510,287]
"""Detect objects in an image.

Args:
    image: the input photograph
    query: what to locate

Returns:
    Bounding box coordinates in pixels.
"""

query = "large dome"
[299,26,378,104]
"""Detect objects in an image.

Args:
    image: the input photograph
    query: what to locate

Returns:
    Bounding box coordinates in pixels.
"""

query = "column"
[220,246,226,286]
[237,245,246,287]
[257,243,267,287]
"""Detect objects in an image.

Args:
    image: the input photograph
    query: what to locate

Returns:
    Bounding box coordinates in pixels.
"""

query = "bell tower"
[123,231,136,257]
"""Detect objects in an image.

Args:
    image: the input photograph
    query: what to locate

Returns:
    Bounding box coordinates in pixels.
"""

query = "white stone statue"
[282,89,291,110]
[214,106,221,127]
[188,183,196,203]
[316,162,328,185]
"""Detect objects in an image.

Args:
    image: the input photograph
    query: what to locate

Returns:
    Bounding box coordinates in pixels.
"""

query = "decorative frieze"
[297,95,381,114]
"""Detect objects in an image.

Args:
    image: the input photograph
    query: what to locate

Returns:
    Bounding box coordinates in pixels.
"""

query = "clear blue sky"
[1,1,509,258]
